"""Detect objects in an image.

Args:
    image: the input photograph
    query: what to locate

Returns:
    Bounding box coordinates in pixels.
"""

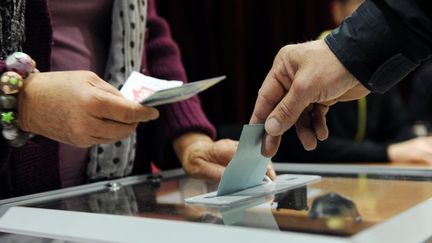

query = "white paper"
[120,71,224,106]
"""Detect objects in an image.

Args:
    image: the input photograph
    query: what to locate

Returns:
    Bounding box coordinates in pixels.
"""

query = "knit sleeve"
[136,0,216,169]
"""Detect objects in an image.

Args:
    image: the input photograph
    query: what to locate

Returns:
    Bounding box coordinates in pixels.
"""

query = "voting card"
[185,174,321,206]
[185,124,322,206]
[120,71,224,106]
[217,124,269,196]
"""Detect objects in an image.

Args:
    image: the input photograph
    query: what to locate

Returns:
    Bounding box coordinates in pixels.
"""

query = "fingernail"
[265,117,282,135]
[262,134,280,158]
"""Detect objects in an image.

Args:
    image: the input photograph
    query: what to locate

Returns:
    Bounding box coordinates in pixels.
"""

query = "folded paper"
[120,71,224,106]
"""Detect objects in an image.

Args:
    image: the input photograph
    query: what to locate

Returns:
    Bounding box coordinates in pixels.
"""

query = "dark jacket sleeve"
[136,0,216,170]
[325,0,432,93]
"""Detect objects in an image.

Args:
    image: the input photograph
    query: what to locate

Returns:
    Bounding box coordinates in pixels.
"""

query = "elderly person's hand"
[19,71,159,147]
[251,40,370,157]
[174,132,276,182]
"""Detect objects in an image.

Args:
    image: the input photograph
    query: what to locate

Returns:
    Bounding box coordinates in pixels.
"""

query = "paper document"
[217,124,269,196]
[185,124,321,205]
[120,71,225,106]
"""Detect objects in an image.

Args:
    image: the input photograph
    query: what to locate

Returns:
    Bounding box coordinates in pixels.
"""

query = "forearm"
[325,0,432,93]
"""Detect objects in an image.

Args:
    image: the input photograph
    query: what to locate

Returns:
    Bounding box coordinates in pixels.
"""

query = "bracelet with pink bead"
[0,52,36,147]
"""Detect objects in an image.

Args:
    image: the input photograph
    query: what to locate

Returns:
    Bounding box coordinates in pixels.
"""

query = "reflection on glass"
[23,173,432,238]
[309,192,362,222]
[273,186,308,211]
[219,196,279,230]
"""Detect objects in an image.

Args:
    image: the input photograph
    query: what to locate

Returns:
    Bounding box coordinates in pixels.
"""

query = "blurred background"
[156,0,334,127]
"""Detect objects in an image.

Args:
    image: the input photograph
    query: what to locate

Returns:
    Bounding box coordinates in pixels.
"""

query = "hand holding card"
[120,71,225,106]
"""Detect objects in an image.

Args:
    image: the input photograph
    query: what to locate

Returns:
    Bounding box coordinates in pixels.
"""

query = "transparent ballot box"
[0,163,432,243]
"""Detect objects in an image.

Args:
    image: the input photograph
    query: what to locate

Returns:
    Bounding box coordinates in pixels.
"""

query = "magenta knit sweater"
[0,0,215,199]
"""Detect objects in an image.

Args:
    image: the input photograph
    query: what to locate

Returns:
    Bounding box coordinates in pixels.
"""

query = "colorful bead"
[0,95,17,109]
[0,52,36,147]
[2,127,19,140]
[1,111,16,125]
[8,132,34,147]
[0,71,23,94]
[5,52,36,77]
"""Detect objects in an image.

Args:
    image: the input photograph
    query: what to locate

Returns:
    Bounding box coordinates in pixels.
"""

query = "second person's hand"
[174,132,277,182]
[251,40,370,157]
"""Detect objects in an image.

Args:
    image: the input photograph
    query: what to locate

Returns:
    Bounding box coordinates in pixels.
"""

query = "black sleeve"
[325,0,432,94]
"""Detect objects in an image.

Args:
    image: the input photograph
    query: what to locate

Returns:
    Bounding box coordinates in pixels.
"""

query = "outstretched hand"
[251,40,369,157]
[174,133,276,182]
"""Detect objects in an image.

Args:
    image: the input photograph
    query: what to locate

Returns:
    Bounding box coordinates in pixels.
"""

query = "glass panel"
[24,172,432,237]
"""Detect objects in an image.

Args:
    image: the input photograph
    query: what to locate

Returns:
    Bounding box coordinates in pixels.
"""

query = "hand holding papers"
[120,71,224,106]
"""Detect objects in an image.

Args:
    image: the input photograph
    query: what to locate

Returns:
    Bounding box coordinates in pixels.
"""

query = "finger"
[87,73,124,96]
[88,117,138,140]
[312,104,329,141]
[90,89,160,123]
[266,162,277,180]
[209,139,238,166]
[250,55,293,124]
[189,159,225,182]
[250,78,288,124]
[89,136,124,146]
[264,80,314,137]
[262,134,281,157]
[72,135,124,148]
[295,110,318,151]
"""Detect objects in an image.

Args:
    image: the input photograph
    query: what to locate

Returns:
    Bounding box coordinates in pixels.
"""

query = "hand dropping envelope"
[185,124,321,206]
[120,71,224,106]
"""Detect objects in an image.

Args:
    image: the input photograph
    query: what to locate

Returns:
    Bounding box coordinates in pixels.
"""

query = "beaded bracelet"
[0,52,36,147]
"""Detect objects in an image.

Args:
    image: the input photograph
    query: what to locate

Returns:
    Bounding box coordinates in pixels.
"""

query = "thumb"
[264,81,313,136]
